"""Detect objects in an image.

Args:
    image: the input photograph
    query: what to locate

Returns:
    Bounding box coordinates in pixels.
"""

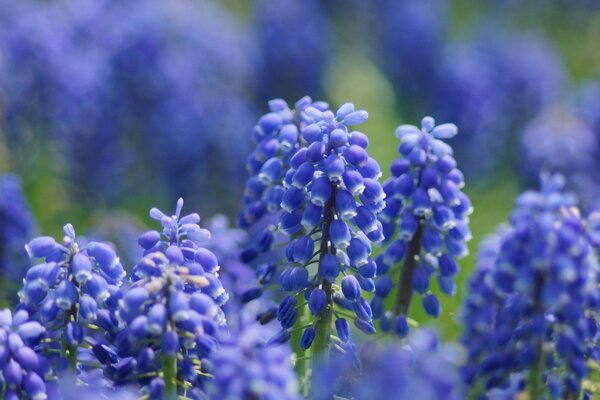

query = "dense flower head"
[19,223,125,371]
[0,0,256,211]
[105,199,227,396]
[519,106,600,210]
[268,100,385,345]
[238,96,328,232]
[0,174,36,298]
[373,0,448,114]
[373,116,472,334]
[460,174,600,398]
[433,26,565,176]
[206,323,300,400]
[254,0,331,102]
[313,329,465,400]
[0,308,49,399]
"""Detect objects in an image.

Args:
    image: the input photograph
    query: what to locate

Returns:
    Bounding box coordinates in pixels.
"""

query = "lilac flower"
[0,174,36,298]
[206,323,300,400]
[433,26,565,176]
[460,174,600,398]
[254,0,332,102]
[105,199,227,398]
[373,116,472,335]
[519,106,600,210]
[313,329,465,400]
[0,308,50,399]
[19,224,125,372]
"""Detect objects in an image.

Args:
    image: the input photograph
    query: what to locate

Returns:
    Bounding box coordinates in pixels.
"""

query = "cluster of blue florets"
[373,116,472,336]
[2,90,600,399]
[460,175,600,398]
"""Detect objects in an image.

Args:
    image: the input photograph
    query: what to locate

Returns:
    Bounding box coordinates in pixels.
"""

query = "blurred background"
[1,0,600,339]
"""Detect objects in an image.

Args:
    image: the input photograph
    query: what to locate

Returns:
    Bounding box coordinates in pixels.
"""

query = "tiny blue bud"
[343,110,368,125]
[309,289,327,316]
[319,254,340,282]
[330,220,351,249]
[422,292,441,317]
[300,327,316,350]
[394,315,410,337]
[26,236,56,258]
[341,276,361,301]
[162,330,180,357]
[138,230,161,250]
[335,317,352,342]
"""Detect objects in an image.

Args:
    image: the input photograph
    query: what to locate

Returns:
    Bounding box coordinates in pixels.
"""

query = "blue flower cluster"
[102,199,228,397]
[0,0,256,211]
[207,324,300,400]
[519,106,600,210]
[239,96,326,232]
[373,117,472,335]
[254,0,331,102]
[434,27,565,176]
[20,224,125,371]
[260,101,385,351]
[460,174,600,398]
[0,309,49,399]
[0,174,36,297]
[374,0,448,116]
[313,329,465,400]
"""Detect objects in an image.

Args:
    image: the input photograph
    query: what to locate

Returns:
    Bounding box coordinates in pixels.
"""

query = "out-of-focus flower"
[460,174,600,399]
[373,0,448,115]
[0,0,256,213]
[434,26,565,177]
[254,0,332,102]
[313,329,465,400]
[206,323,300,400]
[104,199,227,398]
[86,211,145,270]
[373,117,472,335]
[519,106,600,210]
[0,174,36,297]
[0,308,50,399]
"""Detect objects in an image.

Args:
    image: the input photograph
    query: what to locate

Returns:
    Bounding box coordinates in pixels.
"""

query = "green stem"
[162,354,178,400]
[528,342,544,400]
[311,184,337,391]
[393,218,424,320]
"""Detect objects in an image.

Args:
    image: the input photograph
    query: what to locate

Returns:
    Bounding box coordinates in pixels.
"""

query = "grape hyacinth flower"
[519,106,600,210]
[0,0,256,212]
[373,116,472,336]
[108,199,227,399]
[373,0,448,117]
[238,96,328,233]
[0,174,36,299]
[0,308,49,399]
[207,323,300,400]
[433,27,565,177]
[249,101,385,366]
[313,329,465,400]
[460,174,600,399]
[254,0,332,102]
[19,223,125,371]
